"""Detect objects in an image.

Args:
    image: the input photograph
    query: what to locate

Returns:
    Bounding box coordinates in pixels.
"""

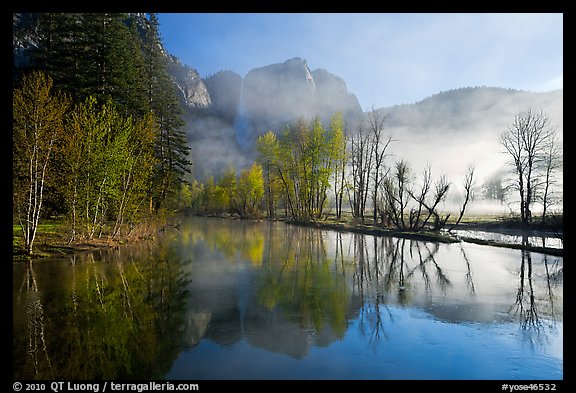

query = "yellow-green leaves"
[65,96,157,240]
[13,71,71,254]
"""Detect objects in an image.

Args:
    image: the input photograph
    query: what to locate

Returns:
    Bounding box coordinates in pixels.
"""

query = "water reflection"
[343,232,562,352]
[452,229,563,250]
[256,226,349,339]
[176,218,562,357]
[13,240,190,380]
[178,221,351,358]
[13,217,563,380]
[509,248,562,350]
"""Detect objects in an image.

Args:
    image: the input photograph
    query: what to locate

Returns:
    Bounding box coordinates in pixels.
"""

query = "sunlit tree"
[65,96,157,240]
[13,70,70,254]
[256,131,280,218]
[327,112,348,219]
[231,163,264,218]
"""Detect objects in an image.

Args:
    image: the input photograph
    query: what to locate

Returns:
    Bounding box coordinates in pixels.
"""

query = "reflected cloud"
[13,217,563,379]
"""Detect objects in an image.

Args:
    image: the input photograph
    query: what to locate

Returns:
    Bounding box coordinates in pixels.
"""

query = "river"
[13,216,563,380]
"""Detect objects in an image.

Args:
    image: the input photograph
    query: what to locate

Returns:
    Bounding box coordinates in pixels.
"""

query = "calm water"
[13,217,563,380]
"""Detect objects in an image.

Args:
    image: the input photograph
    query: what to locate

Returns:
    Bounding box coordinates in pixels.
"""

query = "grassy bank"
[13,220,117,262]
[12,215,174,262]
[14,212,563,262]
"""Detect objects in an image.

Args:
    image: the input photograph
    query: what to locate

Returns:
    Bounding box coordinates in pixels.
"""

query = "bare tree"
[366,107,394,223]
[448,165,475,232]
[380,159,411,228]
[418,175,451,231]
[407,164,432,229]
[348,123,373,221]
[538,133,563,225]
[499,109,558,226]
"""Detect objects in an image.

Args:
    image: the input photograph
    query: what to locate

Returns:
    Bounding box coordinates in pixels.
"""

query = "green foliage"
[328,112,348,219]
[199,176,228,214]
[232,163,265,218]
[191,163,265,219]
[257,116,342,221]
[14,14,193,241]
[256,227,349,337]
[139,13,192,211]
[32,13,148,116]
[65,96,157,240]
[19,13,191,216]
[256,131,282,218]
[13,244,189,379]
[13,70,71,254]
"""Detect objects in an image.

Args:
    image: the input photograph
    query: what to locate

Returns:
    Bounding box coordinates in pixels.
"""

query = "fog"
[369,88,563,214]
[184,77,563,216]
[183,112,251,180]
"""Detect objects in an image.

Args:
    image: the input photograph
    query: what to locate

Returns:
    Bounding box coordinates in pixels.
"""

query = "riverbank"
[284,216,563,257]
[13,213,563,261]
[285,219,460,244]
[12,216,178,262]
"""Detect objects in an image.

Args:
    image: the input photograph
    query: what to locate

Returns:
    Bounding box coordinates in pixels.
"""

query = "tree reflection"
[13,261,54,378]
[13,242,189,380]
[508,236,562,349]
[458,244,476,295]
[406,242,451,297]
[256,226,350,339]
[178,217,265,266]
[349,234,458,344]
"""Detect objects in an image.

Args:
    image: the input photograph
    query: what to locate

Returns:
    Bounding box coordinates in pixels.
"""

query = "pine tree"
[31,13,149,116]
[139,13,192,211]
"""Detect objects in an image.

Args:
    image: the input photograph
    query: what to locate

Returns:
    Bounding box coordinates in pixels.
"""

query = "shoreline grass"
[12,216,171,262]
[13,212,563,262]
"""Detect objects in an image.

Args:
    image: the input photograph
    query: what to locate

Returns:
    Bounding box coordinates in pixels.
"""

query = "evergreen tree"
[31,13,148,116]
[139,13,192,211]
[31,13,89,95]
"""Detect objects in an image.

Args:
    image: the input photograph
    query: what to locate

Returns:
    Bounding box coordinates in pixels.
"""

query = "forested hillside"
[13,13,192,254]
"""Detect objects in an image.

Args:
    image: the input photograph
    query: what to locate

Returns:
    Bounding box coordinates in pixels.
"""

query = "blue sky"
[157,13,563,110]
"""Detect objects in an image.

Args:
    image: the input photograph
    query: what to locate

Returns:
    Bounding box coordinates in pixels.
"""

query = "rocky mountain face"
[171,57,363,136]
[239,57,363,147]
[203,70,243,123]
[167,55,211,109]
[172,56,364,179]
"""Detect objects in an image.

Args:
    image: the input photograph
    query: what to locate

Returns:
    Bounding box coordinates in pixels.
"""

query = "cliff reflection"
[13,217,563,378]
[178,218,562,355]
[180,221,351,357]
